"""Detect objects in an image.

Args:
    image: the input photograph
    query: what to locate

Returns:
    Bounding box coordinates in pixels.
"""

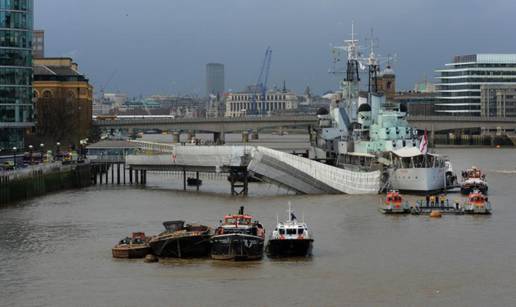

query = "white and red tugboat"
[460,166,488,195]
[379,190,410,214]
[266,203,313,258]
[464,190,492,215]
[210,206,265,261]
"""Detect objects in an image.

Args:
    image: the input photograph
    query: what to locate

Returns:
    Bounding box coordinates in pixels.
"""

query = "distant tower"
[206,63,225,97]
[377,66,396,100]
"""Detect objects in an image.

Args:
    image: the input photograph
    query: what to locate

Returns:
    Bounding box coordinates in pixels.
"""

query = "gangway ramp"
[126,141,381,194]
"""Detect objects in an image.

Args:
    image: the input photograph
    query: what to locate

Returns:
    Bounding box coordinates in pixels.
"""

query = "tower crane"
[249,47,272,116]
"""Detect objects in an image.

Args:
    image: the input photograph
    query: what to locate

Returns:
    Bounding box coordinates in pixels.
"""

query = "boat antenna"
[276,213,279,225]
[288,201,292,222]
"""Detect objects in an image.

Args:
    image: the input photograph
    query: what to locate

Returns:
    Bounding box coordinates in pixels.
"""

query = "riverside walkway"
[125,141,381,195]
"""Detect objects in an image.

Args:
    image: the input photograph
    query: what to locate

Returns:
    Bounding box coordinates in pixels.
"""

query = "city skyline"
[36,0,516,96]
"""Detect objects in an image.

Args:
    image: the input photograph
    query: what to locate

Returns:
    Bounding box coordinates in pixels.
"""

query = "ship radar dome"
[358,104,371,112]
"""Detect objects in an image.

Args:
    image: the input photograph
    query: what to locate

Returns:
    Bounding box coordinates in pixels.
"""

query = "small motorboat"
[266,203,313,258]
[464,190,492,215]
[148,221,212,258]
[211,206,265,261]
[112,232,151,259]
[379,190,410,214]
[460,166,488,195]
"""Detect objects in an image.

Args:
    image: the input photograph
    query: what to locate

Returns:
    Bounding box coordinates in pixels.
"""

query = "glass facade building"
[206,63,224,97]
[435,54,516,116]
[0,0,34,148]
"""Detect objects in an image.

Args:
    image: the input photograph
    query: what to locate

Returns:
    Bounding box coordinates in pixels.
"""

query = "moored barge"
[148,221,212,258]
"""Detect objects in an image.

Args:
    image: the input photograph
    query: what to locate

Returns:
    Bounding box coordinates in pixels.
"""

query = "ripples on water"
[1,148,516,306]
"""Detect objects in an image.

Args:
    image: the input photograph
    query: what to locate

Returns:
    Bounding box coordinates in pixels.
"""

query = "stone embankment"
[0,162,91,205]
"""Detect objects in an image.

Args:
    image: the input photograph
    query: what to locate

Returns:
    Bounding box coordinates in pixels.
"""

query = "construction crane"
[249,47,272,116]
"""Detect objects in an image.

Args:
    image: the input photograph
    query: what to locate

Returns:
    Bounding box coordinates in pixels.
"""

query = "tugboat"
[211,206,265,261]
[266,203,313,257]
[112,232,151,259]
[464,190,492,215]
[148,221,212,258]
[379,190,410,214]
[460,167,488,194]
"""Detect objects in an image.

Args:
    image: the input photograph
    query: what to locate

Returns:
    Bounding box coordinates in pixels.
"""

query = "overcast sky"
[36,0,516,97]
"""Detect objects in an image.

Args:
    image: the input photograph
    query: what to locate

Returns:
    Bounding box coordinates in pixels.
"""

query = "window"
[279,229,285,235]
[286,228,296,235]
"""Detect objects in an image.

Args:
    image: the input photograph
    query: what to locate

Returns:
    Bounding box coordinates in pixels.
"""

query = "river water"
[1,146,515,307]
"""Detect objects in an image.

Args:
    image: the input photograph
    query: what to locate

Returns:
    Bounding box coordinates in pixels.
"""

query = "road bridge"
[93,115,516,141]
[407,116,516,132]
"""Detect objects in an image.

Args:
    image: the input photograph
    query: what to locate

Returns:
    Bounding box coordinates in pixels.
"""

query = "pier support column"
[241,131,249,143]
[105,164,108,183]
[129,167,133,184]
[140,170,145,185]
[183,168,186,190]
[99,167,103,184]
[117,163,120,185]
[196,171,200,191]
[111,164,115,184]
[135,170,139,184]
[123,163,126,184]
[214,131,225,144]
[229,168,249,196]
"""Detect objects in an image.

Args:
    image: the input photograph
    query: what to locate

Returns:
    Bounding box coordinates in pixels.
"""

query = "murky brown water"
[1,147,515,307]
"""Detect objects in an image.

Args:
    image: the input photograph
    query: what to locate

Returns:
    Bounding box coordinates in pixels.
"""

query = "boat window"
[279,229,285,235]
[287,228,297,235]
[298,228,304,234]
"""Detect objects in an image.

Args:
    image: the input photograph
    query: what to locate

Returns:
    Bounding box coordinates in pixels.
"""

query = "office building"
[33,58,93,146]
[480,84,516,117]
[0,0,34,149]
[33,29,44,58]
[435,54,516,115]
[225,90,298,117]
[206,63,224,97]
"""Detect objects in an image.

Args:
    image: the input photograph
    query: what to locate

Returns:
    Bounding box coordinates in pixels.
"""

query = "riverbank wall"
[0,162,91,205]
[432,134,514,147]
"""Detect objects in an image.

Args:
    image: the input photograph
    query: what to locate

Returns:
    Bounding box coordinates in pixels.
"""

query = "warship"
[311,25,454,193]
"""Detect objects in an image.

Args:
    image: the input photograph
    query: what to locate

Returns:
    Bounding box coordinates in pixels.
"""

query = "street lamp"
[28,145,33,165]
[12,146,17,169]
[56,142,61,161]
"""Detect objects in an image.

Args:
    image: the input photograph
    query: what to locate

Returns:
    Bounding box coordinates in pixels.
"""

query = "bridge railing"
[407,115,516,122]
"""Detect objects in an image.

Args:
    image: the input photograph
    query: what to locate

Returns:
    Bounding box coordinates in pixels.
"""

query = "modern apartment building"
[435,54,516,116]
[0,0,34,149]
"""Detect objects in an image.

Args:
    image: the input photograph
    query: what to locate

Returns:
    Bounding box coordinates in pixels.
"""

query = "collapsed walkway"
[126,141,381,195]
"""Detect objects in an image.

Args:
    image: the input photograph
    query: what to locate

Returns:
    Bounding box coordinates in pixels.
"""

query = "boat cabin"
[275,223,309,239]
[223,214,253,226]
[385,190,403,205]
